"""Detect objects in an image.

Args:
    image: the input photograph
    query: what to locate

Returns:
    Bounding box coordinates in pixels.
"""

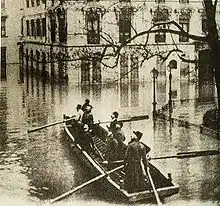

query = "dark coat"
[105,134,118,162]
[113,129,126,159]
[82,112,94,128]
[108,119,118,133]
[123,140,149,193]
[80,130,94,153]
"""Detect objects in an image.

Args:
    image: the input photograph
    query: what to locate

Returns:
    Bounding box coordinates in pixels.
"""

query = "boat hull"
[63,116,179,202]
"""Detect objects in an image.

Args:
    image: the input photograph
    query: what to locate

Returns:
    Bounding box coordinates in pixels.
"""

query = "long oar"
[146,167,163,206]
[27,116,76,133]
[94,114,149,125]
[102,149,220,165]
[151,149,220,160]
[50,165,123,203]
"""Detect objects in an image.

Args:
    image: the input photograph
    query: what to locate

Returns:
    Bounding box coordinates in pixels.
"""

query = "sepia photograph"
[0,0,220,205]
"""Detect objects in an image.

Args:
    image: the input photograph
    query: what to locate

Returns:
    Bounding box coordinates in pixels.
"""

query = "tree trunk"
[204,0,220,113]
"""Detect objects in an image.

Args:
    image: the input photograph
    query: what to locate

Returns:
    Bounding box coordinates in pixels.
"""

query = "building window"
[42,18,46,36]
[57,9,67,44]
[49,12,56,42]
[153,8,169,43]
[49,15,56,42]
[26,20,30,36]
[1,17,6,37]
[1,0,5,8]
[36,19,41,36]
[155,0,165,3]
[36,0,40,6]
[86,9,100,44]
[179,13,190,42]
[26,0,29,8]
[31,0,34,7]
[31,19,35,36]
[179,0,189,3]
[119,8,131,43]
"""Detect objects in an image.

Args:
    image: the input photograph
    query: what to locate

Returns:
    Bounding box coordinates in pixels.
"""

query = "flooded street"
[0,65,219,206]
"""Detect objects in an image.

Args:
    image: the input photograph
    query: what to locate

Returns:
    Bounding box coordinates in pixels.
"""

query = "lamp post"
[151,68,159,118]
[168,67,172,111]
[168,60,177,115]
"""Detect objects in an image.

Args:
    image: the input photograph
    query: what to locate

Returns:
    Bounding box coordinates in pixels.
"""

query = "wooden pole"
[27,116,75,133]
[101,149,220,164]
[50,165,123,203]
[146,167,163,206]
[94,114,149,125]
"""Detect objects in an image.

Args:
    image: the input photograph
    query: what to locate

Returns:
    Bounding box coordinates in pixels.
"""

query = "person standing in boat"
[82,106,94,129]
[123,131,150,193]
[82,99,93,112]
[80,124,95,154]
[113,122,126,159]
[107,111,119,133]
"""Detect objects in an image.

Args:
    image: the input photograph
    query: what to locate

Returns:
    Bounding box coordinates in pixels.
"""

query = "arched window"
[179,12,190,42]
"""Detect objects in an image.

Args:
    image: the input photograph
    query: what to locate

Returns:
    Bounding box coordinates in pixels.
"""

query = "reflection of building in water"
[119,82,139,108]
[0,87,7,150]
[18,0,214,84]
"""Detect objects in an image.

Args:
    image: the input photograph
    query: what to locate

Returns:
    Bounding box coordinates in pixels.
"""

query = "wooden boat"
[63,114,179,202]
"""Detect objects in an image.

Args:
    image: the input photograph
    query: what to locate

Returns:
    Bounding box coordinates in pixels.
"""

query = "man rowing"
[123,131,151,193]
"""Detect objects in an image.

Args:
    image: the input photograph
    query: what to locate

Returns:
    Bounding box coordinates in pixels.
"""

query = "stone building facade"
[20,0,211,84]
[1,0,22,79]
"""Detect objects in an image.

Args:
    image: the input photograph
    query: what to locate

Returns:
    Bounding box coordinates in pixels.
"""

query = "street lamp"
[168,60,177,114]
[151,67,159,117]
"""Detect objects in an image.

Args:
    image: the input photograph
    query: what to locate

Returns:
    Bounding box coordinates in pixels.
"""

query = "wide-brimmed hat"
[133,131,143,139]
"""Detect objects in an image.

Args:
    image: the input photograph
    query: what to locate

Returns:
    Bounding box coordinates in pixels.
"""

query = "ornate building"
[20,0,212,84]
[1,0,22,79]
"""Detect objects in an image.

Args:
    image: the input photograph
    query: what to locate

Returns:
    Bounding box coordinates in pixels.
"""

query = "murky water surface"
[0,65,219,206]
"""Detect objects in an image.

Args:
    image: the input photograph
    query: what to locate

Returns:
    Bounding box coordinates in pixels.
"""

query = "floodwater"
[0,64,219,206]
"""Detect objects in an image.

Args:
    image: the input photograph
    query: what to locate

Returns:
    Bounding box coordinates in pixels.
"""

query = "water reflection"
[0,64,219,206]
[0,85,7,150]
[120,83,129,108]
